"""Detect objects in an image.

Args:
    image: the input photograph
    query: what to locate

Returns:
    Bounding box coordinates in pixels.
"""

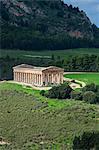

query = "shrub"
[40,90,45,96]
[83,91,97,104]
[71,91,83,100]
[82,83,97,92]
[45,83,72,99]
[73,132,99,150]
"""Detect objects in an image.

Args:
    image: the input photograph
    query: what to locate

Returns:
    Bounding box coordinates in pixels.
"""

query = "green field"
[1,48,99,59]
[0,82,99,149]
[64,73,99,85]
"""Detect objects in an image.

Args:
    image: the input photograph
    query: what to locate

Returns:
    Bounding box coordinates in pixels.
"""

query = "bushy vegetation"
[73,83,99,104]
[73,131,99,150]
[0,82,99,149]
[0,49,99,80]
[41,83,72,99]
[1,25,94,50]
[71,91,83,100]
[40,83,99,104]
[83,91,97,104]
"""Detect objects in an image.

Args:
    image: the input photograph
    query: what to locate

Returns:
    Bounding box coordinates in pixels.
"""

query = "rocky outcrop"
[0,0,94,39]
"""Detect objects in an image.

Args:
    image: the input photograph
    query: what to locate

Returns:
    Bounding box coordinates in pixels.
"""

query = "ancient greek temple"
[13,64,64,86]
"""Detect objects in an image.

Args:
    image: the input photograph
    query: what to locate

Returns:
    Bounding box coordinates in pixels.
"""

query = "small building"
[13,64,64,86]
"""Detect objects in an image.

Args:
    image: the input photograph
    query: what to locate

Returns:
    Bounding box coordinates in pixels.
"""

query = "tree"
[45,83,72,99]
[51,54,55,61]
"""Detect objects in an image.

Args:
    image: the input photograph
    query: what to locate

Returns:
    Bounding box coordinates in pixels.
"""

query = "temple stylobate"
[13,64,64,86]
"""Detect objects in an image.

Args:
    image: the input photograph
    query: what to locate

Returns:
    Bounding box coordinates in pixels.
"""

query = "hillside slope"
[0,0,99,50]
[0,82,99,149]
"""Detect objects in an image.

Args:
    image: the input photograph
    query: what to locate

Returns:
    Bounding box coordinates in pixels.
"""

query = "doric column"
[37,74,39,84]
[24,73,25,82]
[18,72,19,81]
[40,75,42,85]
[22,72,24,82]
[16,72,18,81]
[51,74,53,83]
[21,73,22,82]
[17,72,18,81]
[39,74,40,85]
[25,73,26,83]
[36,74,37,84]
[19,72,21,82]
[34,74,35,84]
[29,73,30,83]
[27,73,28,83]
[24,73,25,83]
[26,73,28,83]
[15,72,17,81]
[23,73,24,82]
[57,73,59,84]
[14,72,15,81]
[38,74,39,85]
[37,74,39,85]
[31,73,33,84]
[39,75,41,85]
[29,73,31,83]
[60,73,62,83]
[24,73,26,83]
[28,73,30,83]
[30,73,31,84]
[26,73,27,83]
[14,72,16,81]
[19,72,20,82]
[21,72,22,82]
[37,74,38,85]
[32,74,34,84]
[18,72,20,82]
[48,73,50,83]
[35,74,36,84]
[40,74,42,86]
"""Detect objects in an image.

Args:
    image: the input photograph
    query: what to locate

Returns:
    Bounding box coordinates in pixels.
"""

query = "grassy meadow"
[64,73,99,85]
[1,48,99,59]
[0,82,99,149]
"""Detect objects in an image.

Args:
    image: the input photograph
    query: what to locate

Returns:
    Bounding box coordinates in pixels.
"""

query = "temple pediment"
[42,66,64,72]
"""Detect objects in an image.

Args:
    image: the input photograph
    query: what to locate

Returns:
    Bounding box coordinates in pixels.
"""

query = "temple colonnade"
[14,72,42,86]
[14,71,63,86]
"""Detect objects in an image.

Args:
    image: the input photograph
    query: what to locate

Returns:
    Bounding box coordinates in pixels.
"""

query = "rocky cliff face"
[0,0,94,39]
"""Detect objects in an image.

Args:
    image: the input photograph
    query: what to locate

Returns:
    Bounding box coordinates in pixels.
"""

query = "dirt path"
[64,72,99,74]
[64,77,86,89]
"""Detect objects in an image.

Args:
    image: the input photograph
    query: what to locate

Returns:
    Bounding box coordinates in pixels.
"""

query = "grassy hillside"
[64,73,99,85]
[0,82,99,149]
[1,48,99,59]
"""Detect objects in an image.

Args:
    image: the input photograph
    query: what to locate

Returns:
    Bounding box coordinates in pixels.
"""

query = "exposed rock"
[0,0,94,39]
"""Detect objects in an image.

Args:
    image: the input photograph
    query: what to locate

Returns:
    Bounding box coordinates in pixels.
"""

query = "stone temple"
[13,64,64,86]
